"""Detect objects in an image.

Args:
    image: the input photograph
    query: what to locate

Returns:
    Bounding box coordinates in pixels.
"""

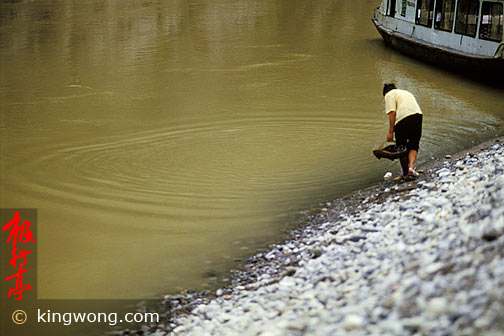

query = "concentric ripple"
[4,115,375,221]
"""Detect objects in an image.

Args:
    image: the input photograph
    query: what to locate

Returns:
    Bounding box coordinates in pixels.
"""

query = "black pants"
[394,113,422,151]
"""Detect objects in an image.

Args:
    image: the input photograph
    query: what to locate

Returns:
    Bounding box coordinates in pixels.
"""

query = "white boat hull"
[372,1,504,82]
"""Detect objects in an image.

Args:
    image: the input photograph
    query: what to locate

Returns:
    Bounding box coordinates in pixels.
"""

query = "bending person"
[383,83,423,180]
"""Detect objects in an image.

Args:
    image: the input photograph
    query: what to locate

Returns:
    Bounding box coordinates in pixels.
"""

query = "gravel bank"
[146,138,504,336]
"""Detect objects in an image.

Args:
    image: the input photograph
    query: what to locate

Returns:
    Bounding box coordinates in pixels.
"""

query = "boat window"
[455,0,480,37]
[401,0,407,17]
[479,2,503,41]
[434,0,456,32]
[416,0,435,27]
[388,0,397,17]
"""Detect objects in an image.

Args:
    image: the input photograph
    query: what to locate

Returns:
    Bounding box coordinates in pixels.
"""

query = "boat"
[372,0,504,80]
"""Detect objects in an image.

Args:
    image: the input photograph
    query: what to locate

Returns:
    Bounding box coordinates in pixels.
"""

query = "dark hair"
[383,83,397,96]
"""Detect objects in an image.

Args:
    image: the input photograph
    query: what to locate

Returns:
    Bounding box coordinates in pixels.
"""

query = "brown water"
[1,0,503,300]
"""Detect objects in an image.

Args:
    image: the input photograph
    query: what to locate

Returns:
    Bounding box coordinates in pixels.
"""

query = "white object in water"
[384,172,393,181]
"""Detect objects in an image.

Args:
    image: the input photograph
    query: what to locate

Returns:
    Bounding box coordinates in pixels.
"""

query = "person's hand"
[386,132,394,142]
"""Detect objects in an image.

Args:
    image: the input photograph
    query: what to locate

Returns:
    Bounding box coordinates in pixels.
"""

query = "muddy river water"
[1,0,503,302]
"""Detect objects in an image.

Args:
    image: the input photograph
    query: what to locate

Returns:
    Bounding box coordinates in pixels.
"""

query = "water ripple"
[4,115,372,218]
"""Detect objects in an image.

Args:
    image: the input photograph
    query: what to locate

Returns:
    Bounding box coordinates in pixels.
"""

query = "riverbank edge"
[135,135,504,335]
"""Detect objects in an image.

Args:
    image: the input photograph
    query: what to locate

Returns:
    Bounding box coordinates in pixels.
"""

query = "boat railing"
[496,43,504,59]
[374,7,382,20]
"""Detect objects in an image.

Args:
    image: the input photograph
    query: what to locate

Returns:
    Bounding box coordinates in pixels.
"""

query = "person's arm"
[387,111,396,142]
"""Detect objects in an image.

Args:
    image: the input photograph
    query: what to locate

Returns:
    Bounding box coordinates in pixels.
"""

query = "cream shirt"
[384,89,422,125]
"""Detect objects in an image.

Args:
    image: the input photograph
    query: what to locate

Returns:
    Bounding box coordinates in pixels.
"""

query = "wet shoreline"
[127,135,504,335]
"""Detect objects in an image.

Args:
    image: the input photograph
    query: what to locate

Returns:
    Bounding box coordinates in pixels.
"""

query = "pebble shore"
[146,139,504,336]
